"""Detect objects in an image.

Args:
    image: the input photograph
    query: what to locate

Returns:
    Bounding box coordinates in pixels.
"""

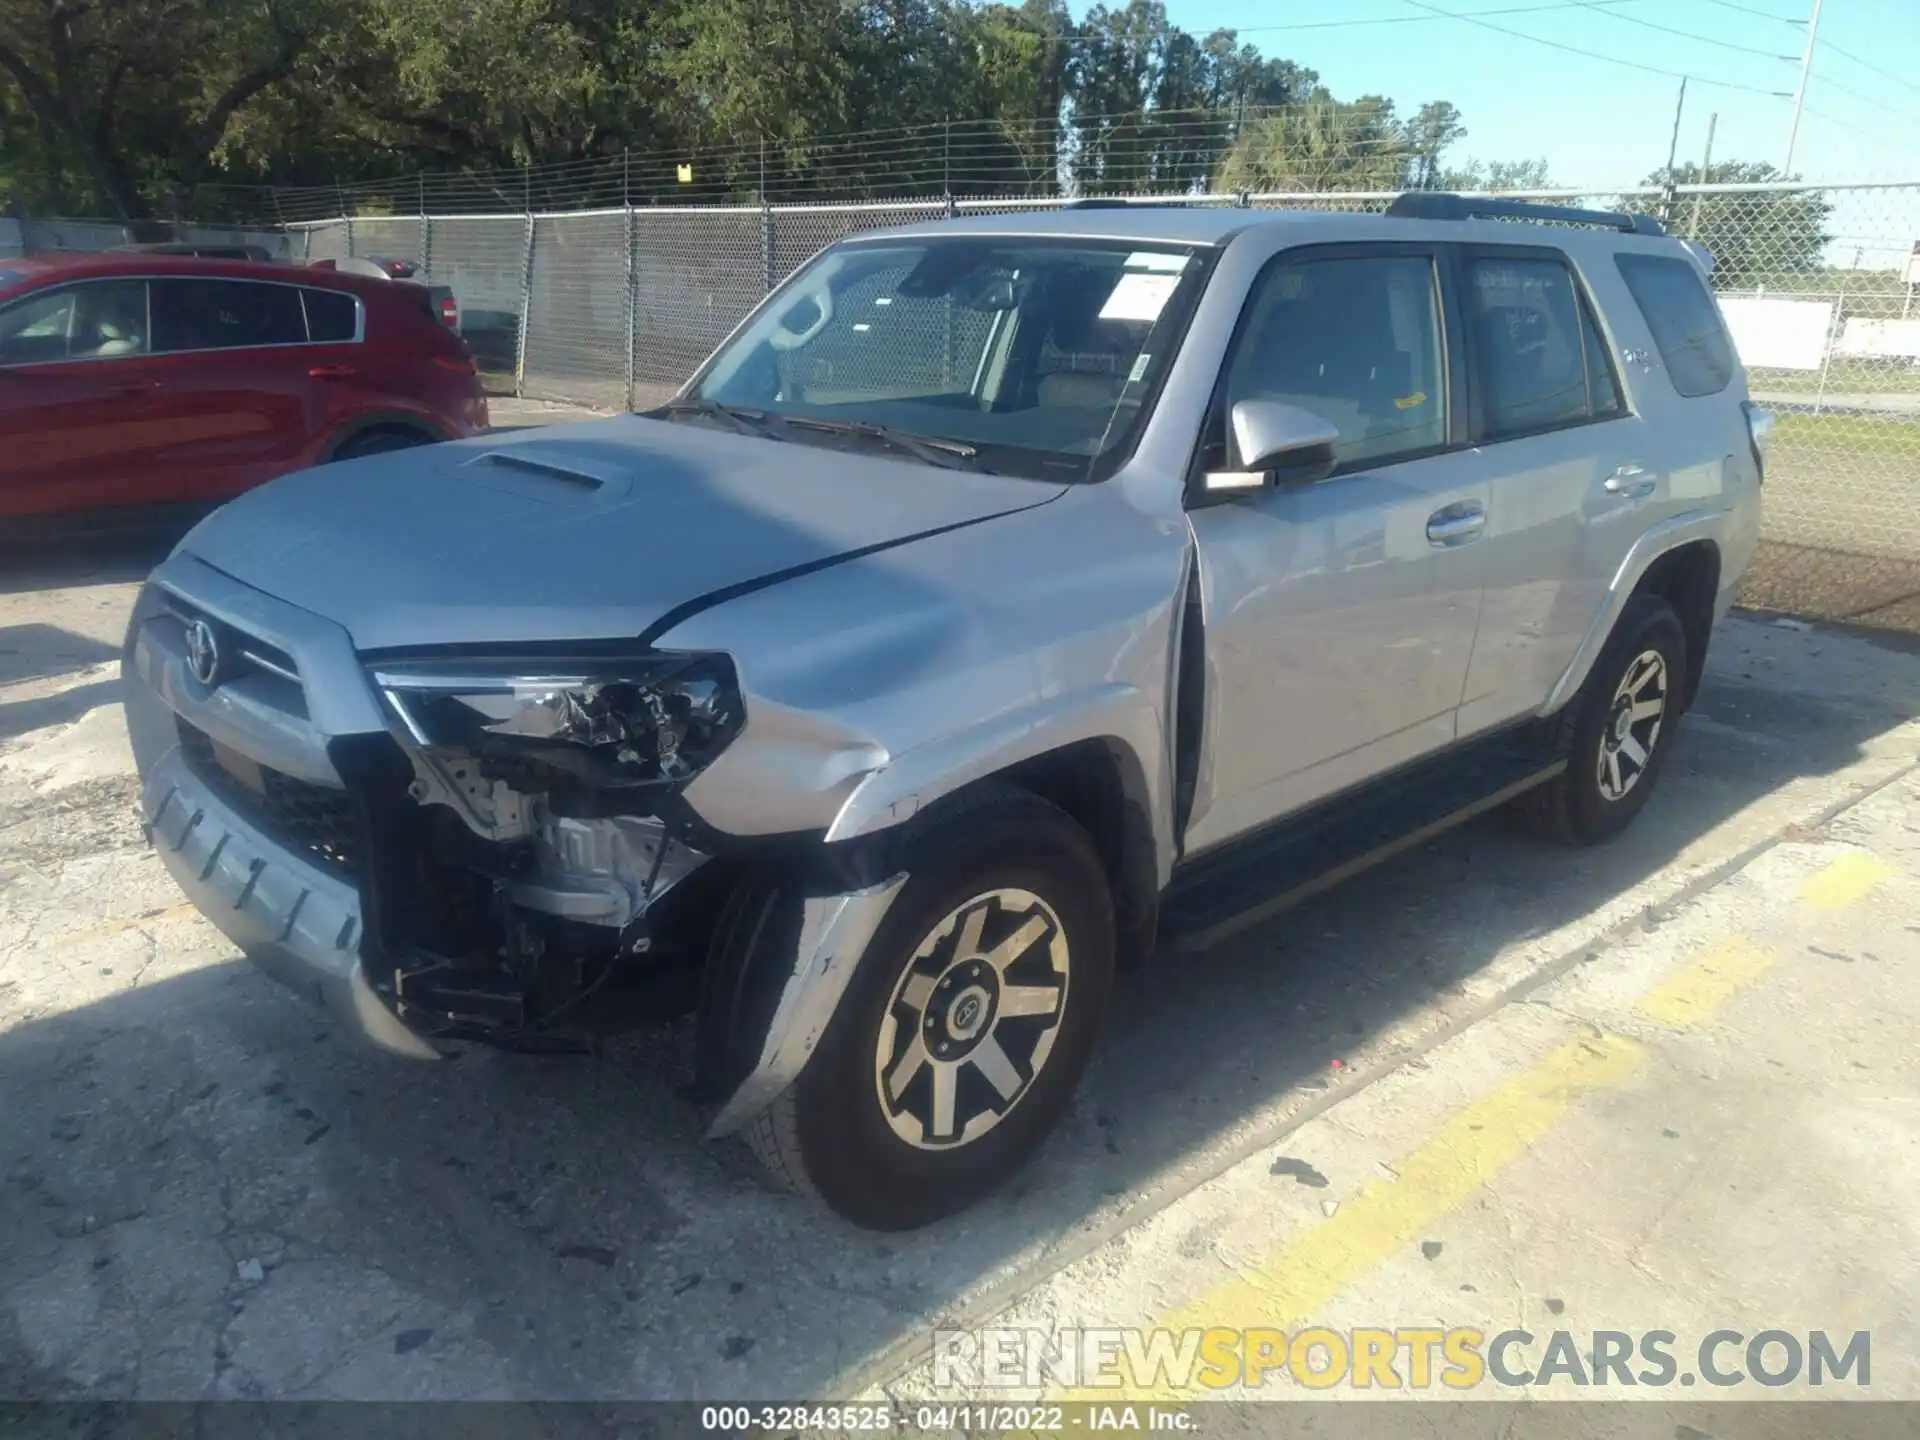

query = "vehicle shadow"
[0,675,123,742]
[0,624,121,688]
[0,531,183,599]
[1,617,1916,1403]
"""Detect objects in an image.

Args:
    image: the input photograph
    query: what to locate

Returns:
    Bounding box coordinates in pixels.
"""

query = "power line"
[1797,105,1882,143]
[1047,0,1647,45]
[1685,0,1803,22]
[1806,66,1920,125]
[1563,0,1798,60]
[1819,35,1920,102]
[1397,0,1796,96]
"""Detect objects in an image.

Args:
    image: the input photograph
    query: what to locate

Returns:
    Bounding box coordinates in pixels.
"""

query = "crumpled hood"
[179,415,1064,652]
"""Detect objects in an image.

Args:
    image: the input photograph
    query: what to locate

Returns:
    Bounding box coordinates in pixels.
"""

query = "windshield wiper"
[780,417,981,471]
[657,397,783,439]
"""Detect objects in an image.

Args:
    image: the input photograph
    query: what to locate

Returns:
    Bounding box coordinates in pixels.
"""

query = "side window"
[1581,300,1623,417]
[151,279,306,353]
[1464,254,1595,438]
[1614,253,1733,398]
[302,287,359,344]
[0,289,78,365]
[0,281,149,363]
[1221,253,1447,471]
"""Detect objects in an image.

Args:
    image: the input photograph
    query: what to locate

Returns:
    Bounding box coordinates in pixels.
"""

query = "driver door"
[0,277,173,518]
[1180,243,1489,858]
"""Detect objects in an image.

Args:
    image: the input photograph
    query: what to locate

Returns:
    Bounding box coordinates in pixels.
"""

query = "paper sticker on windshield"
[1128,353,1151,384]
[1100,272,1180,323]
[1125,251,1189,273]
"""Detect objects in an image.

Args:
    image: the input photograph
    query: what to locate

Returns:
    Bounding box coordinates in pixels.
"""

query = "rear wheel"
[743,788,1115,1229]
[1515,594,1687,846]
[331,428,431,462]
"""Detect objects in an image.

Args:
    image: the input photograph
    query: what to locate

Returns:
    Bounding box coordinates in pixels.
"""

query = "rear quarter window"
[302,287,359,343]
[1614,253,1734,398]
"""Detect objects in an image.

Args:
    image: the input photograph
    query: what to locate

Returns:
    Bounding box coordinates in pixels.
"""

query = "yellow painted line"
[1799,851,1894,910]
[1020,850,1894,1406]
[1058,1033,1644,1401]
[1635,937,1778,1030]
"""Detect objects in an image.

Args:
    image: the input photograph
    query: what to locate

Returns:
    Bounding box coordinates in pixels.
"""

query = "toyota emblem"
[185,618,223,687]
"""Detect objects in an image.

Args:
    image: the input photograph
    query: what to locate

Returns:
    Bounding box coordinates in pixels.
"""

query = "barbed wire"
[175,105,1525,223]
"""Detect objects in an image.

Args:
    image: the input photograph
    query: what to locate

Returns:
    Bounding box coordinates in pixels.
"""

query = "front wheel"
[330,428,431,462]
[744,788,1115,1229]
[1515,593,1688,846]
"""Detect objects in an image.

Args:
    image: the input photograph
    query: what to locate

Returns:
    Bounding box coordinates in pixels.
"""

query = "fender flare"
[1540,508,1728,717]
[822,682,1177,891]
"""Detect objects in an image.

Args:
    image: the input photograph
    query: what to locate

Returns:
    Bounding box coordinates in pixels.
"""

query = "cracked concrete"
[3,548,1920,1407]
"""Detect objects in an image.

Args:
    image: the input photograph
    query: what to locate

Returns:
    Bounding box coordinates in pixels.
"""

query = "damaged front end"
[350,652,747,1051]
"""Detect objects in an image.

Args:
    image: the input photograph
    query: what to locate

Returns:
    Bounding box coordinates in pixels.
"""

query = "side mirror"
[1199,399,1340,499]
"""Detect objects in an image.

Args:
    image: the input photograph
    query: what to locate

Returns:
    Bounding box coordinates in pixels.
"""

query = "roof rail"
[1060,197,1191,210]
[1385,191,1666,237]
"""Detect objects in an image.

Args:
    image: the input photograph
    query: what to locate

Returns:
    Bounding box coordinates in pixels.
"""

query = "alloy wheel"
[1597,648,1668,802]
[873,888,1070,1149]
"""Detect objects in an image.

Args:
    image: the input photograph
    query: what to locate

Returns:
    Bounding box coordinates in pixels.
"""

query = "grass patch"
[1773,410,1920,456]
[1749,360,1920,396]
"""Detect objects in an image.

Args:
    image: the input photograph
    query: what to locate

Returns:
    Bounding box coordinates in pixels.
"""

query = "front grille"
[177,720,361,878]
[156,594,305,699]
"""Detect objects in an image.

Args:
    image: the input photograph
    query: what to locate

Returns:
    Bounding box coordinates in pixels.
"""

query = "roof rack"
[1060,197,1191,210]
[1385,191,1666,237]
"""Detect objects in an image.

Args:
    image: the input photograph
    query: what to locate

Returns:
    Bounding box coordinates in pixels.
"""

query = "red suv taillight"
[438,294,459,329]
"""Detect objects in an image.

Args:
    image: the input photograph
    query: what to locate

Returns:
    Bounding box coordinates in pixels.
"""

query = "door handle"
[1426,502,1486,547]
[1604,464,1658,499]
[308,364,357,380]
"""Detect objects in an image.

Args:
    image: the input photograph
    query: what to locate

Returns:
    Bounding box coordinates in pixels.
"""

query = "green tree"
[1212,96,1409,194]
[1440,156,1553,191]
[0,0,330,217]
[1647,159,1832,289]
[1404,99,1464,190]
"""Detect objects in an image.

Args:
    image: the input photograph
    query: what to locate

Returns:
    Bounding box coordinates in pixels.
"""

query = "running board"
[1160,738,1566,953]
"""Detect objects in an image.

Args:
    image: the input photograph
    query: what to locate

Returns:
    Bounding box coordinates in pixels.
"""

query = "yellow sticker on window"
[1394,390,1428,410]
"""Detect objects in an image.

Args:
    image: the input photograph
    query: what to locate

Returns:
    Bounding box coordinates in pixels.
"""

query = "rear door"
[147,276,315,502]
[0,277,183,517]
[1452,244,1648,737]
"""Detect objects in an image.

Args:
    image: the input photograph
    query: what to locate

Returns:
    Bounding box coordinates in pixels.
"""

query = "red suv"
[0,254,488,522]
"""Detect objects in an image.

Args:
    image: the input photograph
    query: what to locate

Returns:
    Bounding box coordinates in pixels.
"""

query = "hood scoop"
[464,448,633,503]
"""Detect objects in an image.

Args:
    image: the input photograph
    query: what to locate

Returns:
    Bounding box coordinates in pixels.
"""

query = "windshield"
[680,236,1209,481]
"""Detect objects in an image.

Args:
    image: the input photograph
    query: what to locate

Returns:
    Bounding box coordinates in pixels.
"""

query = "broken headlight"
[372,652,745,809]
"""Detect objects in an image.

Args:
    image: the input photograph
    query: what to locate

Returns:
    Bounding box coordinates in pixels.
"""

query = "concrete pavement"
[881,780,1920,1407]
[2,554,1918,1407]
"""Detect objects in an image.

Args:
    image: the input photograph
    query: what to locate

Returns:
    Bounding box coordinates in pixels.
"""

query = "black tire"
[1514,593,1688,846]
[743,786,1116,1230]
[330,428,430,462]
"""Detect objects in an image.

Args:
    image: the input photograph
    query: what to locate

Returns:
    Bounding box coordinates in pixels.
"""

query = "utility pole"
[1784,0,1824,175]
[1689,112,1718,239]
[1660,76,1687,225]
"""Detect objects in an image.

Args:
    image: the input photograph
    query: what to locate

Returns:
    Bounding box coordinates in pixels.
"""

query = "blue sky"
[1124,0,1919,188]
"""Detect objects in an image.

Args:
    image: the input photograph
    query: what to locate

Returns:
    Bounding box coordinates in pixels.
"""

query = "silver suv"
[124,194,1769,1229]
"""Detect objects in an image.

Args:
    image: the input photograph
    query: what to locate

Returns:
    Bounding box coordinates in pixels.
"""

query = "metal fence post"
[624,202,637,411]
[761,204,775,296]
[514,212,536,399]
[418,171,432,279]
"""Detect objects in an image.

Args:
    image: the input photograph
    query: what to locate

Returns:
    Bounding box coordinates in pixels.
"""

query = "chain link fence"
[14,177,1920,633]
[261,180,1916,635]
